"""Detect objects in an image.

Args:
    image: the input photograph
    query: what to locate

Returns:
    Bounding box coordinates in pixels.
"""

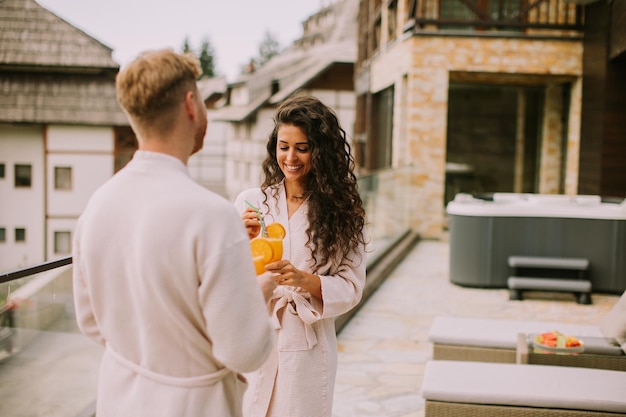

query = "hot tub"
[447,193,626,294]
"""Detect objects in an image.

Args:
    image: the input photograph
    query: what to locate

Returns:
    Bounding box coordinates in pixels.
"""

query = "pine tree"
[198,37,216,78]
[257,30,281,66]
[182,37,192,54]
[180,36,217,78]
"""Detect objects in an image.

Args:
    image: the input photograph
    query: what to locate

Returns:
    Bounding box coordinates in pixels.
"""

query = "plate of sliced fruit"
[532,330,585,354]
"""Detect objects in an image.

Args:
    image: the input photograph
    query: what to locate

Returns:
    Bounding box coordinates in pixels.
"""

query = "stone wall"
[368,35,583,237]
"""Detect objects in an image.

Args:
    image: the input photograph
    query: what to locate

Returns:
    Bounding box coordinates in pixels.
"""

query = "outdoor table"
[516,333,626,372]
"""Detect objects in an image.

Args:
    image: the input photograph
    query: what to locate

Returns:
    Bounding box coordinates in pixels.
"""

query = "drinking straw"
[245,200,267,237]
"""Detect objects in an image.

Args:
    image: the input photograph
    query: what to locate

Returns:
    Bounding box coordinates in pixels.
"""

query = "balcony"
[406,0,584,34]
[357,0,584,92]
[3,165,621,416]
[0,166,419,417]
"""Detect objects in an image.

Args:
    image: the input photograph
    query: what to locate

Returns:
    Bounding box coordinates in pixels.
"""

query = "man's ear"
[184,91,198,120]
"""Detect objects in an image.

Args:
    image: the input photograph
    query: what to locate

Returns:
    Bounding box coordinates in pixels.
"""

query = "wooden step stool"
[507,256,592,304]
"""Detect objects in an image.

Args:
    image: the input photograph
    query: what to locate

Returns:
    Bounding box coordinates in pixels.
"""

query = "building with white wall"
[188,77,229,197]
[0,0,130,271]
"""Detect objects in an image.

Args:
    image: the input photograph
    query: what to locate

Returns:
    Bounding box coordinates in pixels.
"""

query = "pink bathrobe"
[235,184,367,417]
[73,151,274,417]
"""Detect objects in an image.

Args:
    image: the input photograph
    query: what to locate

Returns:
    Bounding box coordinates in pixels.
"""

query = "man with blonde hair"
[72,49,275,417]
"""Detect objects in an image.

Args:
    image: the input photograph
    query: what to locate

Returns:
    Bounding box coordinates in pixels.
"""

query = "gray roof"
[0,0,127,125]
[268,43,355,104]
[198,76,227,101]
[0,72,128,125]
[214,90,273,122]
[0,0,118,69]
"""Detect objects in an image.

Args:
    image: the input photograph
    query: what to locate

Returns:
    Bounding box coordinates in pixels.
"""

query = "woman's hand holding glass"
[266,260,322,299]
[242,207,262,239]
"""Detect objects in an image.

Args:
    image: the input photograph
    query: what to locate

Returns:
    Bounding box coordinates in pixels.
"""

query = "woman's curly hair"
[260,95,367,272]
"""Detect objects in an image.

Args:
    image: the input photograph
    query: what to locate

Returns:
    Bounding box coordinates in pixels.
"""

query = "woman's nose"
[286,149,298,161]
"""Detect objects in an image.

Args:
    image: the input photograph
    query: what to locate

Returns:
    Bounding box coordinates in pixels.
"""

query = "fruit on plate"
[534,330,582,348]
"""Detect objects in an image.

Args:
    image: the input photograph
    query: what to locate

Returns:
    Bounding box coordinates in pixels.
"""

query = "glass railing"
[409,0,584,32]
[0,166,415,417]
[0,259,99,417]
[358,166,414,264]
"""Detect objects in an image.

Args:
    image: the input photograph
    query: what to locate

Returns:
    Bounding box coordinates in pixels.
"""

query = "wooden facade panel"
[609,0,626,60]
[578,2,608,196]
[579,2,626,198]
[600,58,626,196]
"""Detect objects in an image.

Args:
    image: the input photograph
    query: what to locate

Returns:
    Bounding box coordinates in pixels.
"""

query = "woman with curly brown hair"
[234,94,368,417]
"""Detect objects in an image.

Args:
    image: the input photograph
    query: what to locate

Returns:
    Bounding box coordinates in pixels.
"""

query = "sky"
[37,0,323,81]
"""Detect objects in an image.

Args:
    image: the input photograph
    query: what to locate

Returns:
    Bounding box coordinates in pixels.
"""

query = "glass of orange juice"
[251,223,285,274]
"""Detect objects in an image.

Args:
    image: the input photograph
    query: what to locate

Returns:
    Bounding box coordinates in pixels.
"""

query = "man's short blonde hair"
[116,49,202,125]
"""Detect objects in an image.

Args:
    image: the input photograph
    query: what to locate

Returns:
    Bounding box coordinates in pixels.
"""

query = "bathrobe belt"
[271,286,321,349]
[106,344,233,388]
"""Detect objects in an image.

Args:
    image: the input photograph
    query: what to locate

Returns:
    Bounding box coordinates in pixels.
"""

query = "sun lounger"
[429,316,614,363]
[429,290,626,367]
[422,360,626,417]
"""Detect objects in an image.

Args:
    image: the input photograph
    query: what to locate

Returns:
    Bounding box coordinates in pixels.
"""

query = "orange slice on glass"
[266,222,286,239]
[251,238,274,263]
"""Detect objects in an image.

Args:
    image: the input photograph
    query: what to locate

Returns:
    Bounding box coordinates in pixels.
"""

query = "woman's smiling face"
[276,124,312,184]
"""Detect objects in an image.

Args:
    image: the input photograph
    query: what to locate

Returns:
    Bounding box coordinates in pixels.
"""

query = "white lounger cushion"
[429,316,604,349]
[423,360,626,414]
[601,291,626,349]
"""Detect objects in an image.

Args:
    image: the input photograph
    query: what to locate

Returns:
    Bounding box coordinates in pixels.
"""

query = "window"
[0,228,5,242]
[54,166,72,190]
[387,0,398,42]
[371,86,395,170]
[15,228,26,242]
[0,163,5,178]
[15,164,32,187]
[54,231,72,254]
[373,16,382,53]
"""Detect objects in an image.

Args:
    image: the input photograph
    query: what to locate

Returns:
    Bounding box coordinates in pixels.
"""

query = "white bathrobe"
[235,185,367,417]
[73,151,273,417]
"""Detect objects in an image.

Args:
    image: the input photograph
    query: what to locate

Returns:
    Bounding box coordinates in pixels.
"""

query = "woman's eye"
[297,147,309,153]
[279,146,288,151]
